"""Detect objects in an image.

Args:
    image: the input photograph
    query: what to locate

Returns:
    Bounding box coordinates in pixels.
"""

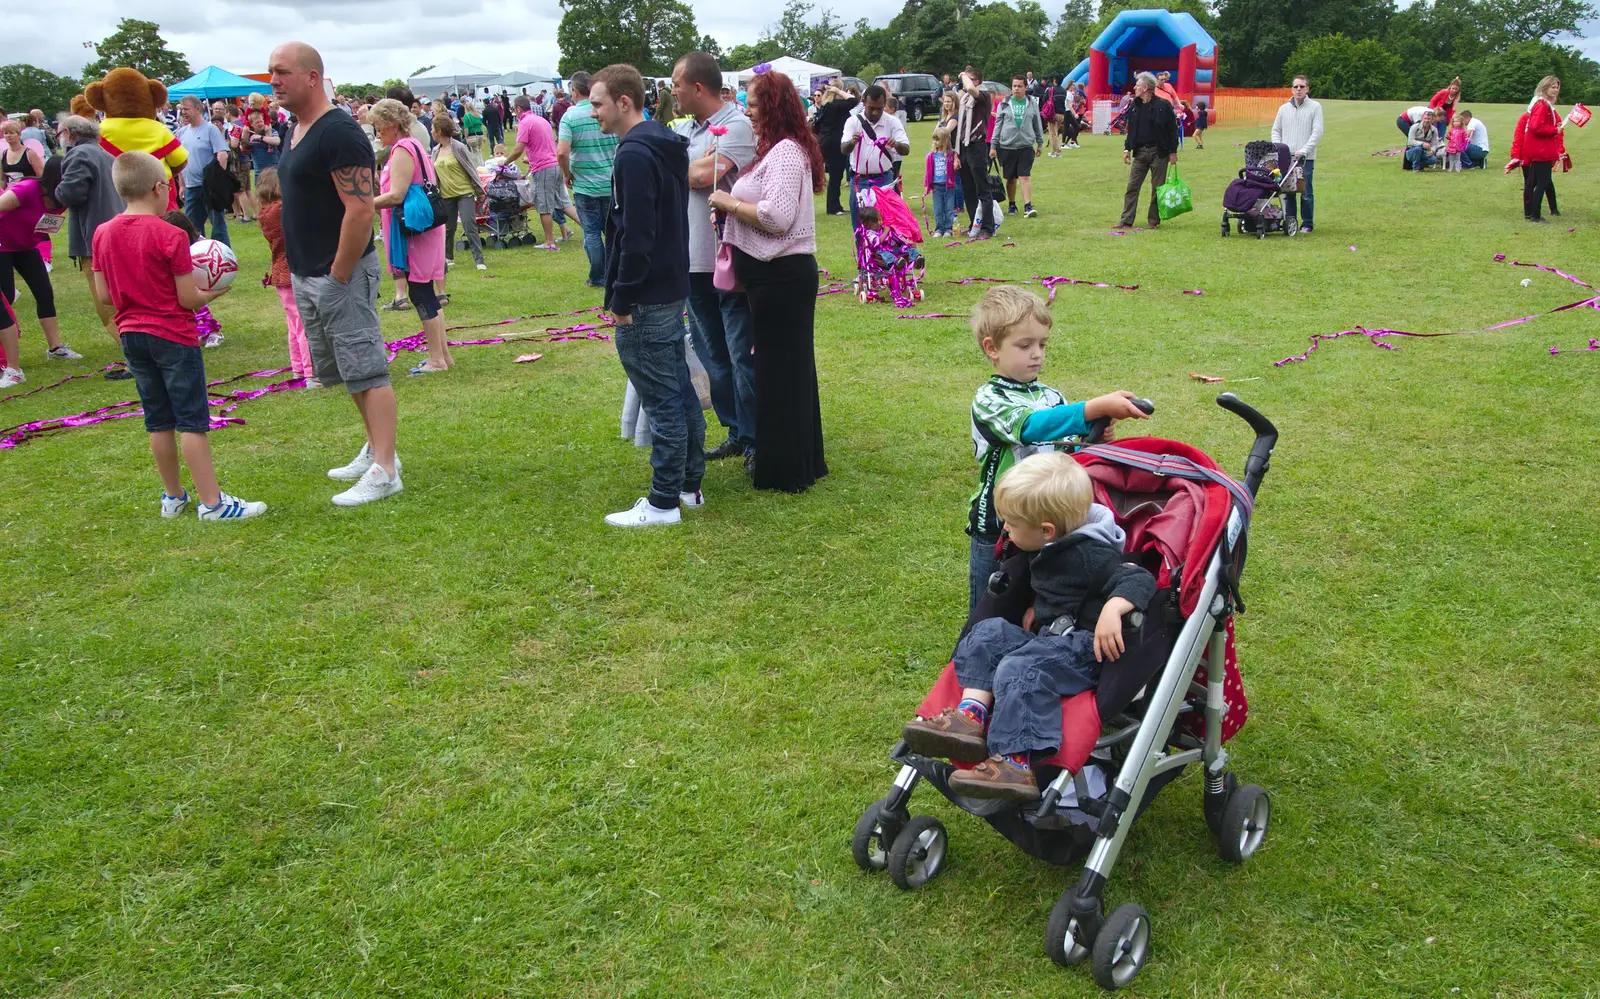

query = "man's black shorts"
[997,145,1035,180]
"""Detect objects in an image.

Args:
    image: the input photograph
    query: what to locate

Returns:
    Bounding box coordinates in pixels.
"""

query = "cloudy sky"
[15,1,1600,87]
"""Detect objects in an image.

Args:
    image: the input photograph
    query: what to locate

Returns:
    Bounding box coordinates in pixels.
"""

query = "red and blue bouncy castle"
[1065,8,1218,111]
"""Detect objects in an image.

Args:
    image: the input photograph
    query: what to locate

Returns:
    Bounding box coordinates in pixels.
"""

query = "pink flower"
[708,125,728,136]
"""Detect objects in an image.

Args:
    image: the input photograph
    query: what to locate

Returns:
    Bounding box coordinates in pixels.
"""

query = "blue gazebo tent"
[166,66,270,100]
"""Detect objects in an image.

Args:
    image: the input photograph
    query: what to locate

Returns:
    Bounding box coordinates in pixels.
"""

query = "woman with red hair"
[710,71,828,493]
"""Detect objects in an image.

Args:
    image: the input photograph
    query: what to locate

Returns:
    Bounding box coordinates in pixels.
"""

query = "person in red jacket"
[1429,77,1462,140]
[1521,76,1565,223]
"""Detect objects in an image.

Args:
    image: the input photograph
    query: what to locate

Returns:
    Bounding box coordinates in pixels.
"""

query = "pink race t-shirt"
[92,214,199,347]
[0,179,52,252]
[517,112,558,171]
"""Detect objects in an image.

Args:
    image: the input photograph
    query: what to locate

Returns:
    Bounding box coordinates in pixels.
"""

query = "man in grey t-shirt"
[673,51,758,465]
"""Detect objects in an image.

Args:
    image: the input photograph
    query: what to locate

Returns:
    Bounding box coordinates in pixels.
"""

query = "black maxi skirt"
[732,247,827,493]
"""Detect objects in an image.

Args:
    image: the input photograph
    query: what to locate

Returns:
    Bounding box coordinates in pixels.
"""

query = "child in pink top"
[1445,112,1470,172]
[924,126,959,237]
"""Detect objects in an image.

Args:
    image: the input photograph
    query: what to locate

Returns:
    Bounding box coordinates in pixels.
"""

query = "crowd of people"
[0,47,1586,523]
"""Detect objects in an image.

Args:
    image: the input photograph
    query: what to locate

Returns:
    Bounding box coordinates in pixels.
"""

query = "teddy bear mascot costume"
[80,68,188,211]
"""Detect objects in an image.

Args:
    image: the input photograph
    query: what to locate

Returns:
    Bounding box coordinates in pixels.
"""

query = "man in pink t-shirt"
[505,94,573,247]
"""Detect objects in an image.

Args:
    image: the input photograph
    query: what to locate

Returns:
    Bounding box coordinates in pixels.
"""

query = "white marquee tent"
[736,55,842,92]
[408,58,500,95]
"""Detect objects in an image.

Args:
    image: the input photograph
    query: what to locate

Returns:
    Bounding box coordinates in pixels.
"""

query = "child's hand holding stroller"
[1084,390,1153,441]
[1095,597,1138,662]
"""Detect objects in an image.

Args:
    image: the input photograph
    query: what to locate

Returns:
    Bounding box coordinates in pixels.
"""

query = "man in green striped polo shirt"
[558,71,621,287]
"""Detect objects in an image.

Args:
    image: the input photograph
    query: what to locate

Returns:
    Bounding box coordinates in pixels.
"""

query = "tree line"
[556,0,1598,102]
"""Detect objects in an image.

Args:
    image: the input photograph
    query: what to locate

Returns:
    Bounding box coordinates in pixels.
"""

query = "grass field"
[2,100,1598,998]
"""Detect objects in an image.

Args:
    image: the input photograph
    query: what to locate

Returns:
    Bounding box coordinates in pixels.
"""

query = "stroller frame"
[852,394,1279,991]
[1221,141,1302,239]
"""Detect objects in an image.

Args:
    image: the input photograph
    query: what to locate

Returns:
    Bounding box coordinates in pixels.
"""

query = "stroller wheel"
[1091,903,1151,990]
[858,289,871,303]
[1218,784,1271,863]
[913,287,924,302]
[492,238,506,250]
[851,797,908,873]
[887,815,947,890]
[1220,218,1229,236]
[1285,218,1300,237]
[1045,892,1098,967]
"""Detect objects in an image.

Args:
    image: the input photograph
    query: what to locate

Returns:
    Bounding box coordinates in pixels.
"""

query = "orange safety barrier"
[1209,94,1287,129]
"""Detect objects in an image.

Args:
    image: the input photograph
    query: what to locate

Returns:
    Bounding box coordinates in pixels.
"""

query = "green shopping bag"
[1156,165,1193,221]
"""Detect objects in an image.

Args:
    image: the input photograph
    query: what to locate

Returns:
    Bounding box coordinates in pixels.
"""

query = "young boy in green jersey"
[965,285,1149,612]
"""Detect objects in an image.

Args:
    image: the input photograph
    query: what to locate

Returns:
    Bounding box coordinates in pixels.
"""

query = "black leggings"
[824,150,847,214]
[958,140,992,232]
[407,278,441,321]
[1523,162,1557,218]
[0,248,56,320]
[1062,113,1083,143]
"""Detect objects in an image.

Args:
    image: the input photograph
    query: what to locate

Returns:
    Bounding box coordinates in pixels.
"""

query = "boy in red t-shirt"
[93,150,267,522]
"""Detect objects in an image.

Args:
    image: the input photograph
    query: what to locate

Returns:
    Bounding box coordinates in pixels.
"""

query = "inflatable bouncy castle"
[1066,9,1218,110]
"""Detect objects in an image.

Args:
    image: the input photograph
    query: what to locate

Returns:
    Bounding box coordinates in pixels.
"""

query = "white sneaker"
[160,491,190,518]
[332,461,403,507]
[47,344,83,360]
[204,333,225,348]
[0,367,23,389]
[680,489,704,509]
[328,442,374,480]
[303,376,323,389]
[197,491,267,521]
[604,497,681,527]
[476,263,487,271]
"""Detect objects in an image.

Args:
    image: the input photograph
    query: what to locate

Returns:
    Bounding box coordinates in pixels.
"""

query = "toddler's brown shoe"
[901,708,989,763]
[947,755,1040,802]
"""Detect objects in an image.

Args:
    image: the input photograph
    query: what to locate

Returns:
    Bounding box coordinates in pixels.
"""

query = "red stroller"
[851,393,1279,991]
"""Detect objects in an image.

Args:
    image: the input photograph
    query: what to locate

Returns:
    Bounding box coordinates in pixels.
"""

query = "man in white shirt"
[840,84,910,230]
[1397,104,1432,138]
[1271,75,1324,233]
[1460,110,1489,169]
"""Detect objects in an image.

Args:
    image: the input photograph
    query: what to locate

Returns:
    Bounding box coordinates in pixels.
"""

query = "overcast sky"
[14,1,1600,87]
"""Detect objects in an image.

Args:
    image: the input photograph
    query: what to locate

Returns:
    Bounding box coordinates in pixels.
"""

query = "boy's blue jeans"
[613,300,706,509]
[931,186,958,231]
[953,617,1102,758]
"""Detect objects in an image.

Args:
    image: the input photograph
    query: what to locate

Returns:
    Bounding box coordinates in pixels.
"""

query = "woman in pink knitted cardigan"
[709,71,828,494]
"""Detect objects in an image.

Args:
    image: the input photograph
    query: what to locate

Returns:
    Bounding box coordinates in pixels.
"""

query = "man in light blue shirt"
[175,95,231,245]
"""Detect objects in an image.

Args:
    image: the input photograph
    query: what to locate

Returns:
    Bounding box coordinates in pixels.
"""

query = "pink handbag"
[713,241,744,292]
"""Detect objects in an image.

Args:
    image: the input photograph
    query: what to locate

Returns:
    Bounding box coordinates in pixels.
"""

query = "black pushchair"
[851,394,1279,991]
[480,163,532,249]
[1221,141,1302,238]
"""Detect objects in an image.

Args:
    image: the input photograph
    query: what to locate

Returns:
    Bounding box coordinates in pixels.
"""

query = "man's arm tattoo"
[332,165,374,199]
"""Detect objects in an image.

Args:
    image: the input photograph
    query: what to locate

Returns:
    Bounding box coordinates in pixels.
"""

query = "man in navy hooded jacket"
[590,63,706,528]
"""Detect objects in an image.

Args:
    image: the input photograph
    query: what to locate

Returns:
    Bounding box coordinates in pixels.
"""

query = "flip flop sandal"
[381,300,412,312]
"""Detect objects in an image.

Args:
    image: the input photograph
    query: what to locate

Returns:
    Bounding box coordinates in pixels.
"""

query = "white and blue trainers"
[197,492,267,521]
[604,497,682,527]
[160,491,190,518]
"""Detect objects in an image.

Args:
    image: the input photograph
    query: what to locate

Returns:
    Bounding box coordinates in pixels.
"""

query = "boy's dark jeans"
[613,300,706,509]
[953,616,1101,758]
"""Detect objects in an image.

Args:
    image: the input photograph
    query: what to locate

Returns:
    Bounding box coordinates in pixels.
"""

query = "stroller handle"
[1082,397,1155,446]
[1216,393,1277,496]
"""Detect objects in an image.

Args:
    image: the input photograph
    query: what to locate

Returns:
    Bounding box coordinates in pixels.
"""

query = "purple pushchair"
[1220,141,1302,238]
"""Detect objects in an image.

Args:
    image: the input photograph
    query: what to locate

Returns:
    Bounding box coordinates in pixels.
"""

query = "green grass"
[2,100,1598,997]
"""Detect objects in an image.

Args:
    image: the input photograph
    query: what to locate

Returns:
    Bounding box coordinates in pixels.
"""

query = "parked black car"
[872,73,942,121]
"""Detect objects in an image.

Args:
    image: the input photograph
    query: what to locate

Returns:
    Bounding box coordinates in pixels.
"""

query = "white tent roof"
[408,58,500,94]
[737,55,841,84]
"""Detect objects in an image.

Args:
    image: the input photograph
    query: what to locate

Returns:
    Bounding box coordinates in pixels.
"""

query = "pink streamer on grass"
[1491,254,1593,288]
[1,363,127,405]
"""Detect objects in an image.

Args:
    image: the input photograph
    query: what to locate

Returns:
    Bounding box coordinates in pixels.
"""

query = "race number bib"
[34,212,65,236]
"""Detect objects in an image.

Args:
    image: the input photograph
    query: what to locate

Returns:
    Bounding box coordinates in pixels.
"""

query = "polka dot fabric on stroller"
[851,394,1281,991]
[851,185,926,307]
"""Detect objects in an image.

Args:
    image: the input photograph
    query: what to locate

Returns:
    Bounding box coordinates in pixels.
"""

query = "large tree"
[0,64,82,115]
[1283,33,1405,98]
[81,18,191,83]
[556,0,699,77]
[961,0,1050,81]
[1215,0,1392,87]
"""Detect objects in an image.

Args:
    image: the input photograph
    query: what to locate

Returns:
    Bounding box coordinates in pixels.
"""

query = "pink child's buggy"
[850,394,1280,991]
[852,185,926,307]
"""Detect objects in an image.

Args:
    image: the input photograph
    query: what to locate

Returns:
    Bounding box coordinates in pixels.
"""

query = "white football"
[191,238,239,292]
